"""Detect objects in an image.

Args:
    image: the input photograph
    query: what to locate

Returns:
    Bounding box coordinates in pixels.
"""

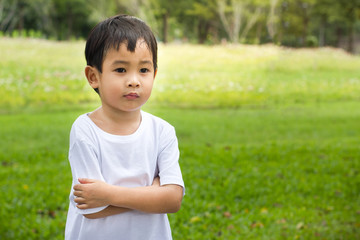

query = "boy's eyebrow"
[111,60,153,66]
[139,60,153,65]
[111,60,130,66]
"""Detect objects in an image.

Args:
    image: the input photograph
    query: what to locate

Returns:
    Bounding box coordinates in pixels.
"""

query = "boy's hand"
[74,177,161,210]
[73,178,112,209]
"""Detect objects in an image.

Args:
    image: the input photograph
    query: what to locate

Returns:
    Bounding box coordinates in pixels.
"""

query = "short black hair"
[85,15,158,94]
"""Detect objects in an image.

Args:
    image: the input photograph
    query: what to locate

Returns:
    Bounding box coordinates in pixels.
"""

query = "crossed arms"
[73,177,183,219]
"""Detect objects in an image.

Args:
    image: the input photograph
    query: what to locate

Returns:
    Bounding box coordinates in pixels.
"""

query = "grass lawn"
[1,38,360,110]
[0,102,359,239]
[0,38,359,239]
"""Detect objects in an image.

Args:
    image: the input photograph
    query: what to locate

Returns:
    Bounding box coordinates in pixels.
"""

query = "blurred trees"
[0,0,359,52]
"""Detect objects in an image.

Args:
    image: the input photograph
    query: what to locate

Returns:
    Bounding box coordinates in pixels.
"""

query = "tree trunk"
[162,12,168,44]
[18,2,24,35]
[335,27,342,47]
[301,15,309,47]
[348,22,355,53]
[318,18,325,47]
[0,0,17,32]
[217,0,242,43]
[198,20,210,44]
[239,7,261,42]
[66,4,73,40]
[256,21,262,44]
[267,0,278,42]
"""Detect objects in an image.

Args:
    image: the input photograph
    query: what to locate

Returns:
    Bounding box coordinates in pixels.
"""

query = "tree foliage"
[0,0,359,52]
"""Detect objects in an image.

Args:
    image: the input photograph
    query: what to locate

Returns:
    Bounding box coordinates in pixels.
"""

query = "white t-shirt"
[65,111,184,240]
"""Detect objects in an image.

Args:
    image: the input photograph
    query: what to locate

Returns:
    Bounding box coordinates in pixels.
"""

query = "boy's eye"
[140,68,149,73]
[115,68,126,73]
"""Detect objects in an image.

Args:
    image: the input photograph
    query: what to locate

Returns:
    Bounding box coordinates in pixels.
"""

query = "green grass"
[0,38,359,239]
[163,103,360,239]
[1,38,360,110]
[0,103,359,239]
[155,45,360,107]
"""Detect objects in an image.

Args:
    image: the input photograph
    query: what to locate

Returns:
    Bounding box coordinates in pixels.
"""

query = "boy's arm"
[83,205,130,219]
[111,183,183,213]
[82,177,161,219]
[74,177,183,214]
[68,139,109,215]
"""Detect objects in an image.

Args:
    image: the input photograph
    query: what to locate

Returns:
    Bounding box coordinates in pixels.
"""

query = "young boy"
[65,15,185,240]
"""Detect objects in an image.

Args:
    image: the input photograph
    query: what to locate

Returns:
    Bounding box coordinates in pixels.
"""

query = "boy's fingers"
[76,203,88,209]
[74,197,83,203]
[78,178,95,184]
[73,184,82,191]
[73,190,82,197]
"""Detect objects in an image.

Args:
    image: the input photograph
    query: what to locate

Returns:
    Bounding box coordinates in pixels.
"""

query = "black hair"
[85,15,158,94]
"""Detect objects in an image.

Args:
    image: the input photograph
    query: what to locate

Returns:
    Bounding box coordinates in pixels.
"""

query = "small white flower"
[44,86,54,92]
[247,85,254,91]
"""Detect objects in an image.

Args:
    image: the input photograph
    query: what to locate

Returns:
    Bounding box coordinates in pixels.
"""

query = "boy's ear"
[85,66,100,89]
[154,69,157,79]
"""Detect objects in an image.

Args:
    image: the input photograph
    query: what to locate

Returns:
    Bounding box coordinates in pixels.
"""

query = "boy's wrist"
[107,184,124,207]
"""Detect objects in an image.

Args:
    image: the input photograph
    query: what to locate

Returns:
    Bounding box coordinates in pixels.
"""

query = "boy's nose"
[127,75,140,88]
[128,82,140,88]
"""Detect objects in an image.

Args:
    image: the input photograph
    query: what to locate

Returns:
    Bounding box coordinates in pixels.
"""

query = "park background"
[0,0,359,239]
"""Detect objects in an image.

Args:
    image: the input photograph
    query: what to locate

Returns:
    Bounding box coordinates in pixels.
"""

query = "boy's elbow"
[83,214,95,219]
[169,198,182,213]
[167,187,183,213]
[83,213,100,219]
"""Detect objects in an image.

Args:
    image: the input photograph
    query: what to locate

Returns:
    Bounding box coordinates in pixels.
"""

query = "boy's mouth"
[124,92,139,100]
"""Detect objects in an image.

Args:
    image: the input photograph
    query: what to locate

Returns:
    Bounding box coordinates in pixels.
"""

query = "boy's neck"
[89,106,142,136]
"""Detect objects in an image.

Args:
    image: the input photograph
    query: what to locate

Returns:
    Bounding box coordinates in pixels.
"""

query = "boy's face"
[87,40,156,113]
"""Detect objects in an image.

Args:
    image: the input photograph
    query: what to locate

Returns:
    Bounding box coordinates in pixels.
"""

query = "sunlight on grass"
[1,38,360,110]
[154,43,360,107]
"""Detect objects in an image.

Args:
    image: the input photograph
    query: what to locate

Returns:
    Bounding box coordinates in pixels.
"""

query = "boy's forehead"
[105,40,152,56]
[103,41,153,63]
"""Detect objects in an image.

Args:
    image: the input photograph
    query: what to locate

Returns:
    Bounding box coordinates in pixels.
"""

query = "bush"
[306,35,318,47]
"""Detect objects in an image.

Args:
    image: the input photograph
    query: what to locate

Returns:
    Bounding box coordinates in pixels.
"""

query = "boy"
[65,15,185,240]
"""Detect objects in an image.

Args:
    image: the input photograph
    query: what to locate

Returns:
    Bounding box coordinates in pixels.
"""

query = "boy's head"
[85,15,157,93]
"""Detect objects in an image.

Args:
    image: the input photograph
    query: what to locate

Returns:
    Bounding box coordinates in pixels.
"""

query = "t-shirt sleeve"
[68,139,109,215]
[157,126,185,193]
